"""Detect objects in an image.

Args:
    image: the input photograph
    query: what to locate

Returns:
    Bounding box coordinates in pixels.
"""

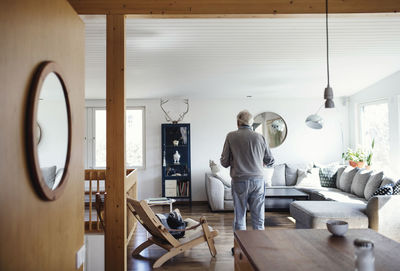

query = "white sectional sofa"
[205,163,400,241]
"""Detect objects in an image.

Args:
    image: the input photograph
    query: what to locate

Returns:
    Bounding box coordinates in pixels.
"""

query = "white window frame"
[358,98,389,147]
[85,105,146,169]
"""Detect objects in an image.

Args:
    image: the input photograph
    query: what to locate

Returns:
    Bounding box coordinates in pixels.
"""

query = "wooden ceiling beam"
[67,0,400,15]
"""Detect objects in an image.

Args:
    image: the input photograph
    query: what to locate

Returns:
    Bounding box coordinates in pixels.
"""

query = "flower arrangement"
[342,139,375,169]
[342,147,367,168]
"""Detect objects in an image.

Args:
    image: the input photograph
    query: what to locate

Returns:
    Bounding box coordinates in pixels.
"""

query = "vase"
[356,162,365,168]
[173,151,181,164]
[349,161,357,167]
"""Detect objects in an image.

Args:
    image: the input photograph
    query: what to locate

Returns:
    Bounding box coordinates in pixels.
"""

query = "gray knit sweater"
[220,126,274,181]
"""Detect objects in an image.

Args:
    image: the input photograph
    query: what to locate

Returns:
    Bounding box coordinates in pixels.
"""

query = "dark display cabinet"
[161,123,191,202]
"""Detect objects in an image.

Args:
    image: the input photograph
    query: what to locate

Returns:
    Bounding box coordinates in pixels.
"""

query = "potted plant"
[366,139,375,170]
[342,147,367,168]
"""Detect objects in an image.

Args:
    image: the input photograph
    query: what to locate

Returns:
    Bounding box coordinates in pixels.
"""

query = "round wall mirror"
[26,62,71,201]
[253,112,288,148]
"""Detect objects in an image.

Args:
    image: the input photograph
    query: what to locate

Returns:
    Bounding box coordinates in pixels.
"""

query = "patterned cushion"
[380,177,395,188]
[392,180,400,195]
[319,166,338,188]
[372,184,393,196]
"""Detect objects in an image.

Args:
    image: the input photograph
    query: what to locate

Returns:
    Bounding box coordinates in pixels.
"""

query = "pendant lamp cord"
[326,0,330,87]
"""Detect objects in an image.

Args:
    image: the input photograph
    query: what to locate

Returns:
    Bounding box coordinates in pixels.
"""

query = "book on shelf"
[175,181,189,197]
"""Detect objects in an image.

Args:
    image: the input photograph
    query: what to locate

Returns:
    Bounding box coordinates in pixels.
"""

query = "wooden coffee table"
[234,229,400,271]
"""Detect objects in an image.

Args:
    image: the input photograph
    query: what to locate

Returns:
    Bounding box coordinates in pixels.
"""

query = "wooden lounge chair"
[95,192,105,230]
[127,197,218,268]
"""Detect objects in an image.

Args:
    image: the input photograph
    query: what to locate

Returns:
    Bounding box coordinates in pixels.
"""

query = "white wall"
[123,97,349,201]
[86,97,348,201]
[349,71,400,176]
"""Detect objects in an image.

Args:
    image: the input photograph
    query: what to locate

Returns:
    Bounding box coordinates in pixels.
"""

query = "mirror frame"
[253,111,288,148]
[26,61,72,201]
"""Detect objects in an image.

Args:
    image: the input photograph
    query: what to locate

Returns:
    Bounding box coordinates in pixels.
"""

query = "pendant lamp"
[324,0,334,108]
[305,104,324,129]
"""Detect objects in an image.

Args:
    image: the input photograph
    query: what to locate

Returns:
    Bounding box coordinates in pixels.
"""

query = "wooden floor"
[126,203,295,270]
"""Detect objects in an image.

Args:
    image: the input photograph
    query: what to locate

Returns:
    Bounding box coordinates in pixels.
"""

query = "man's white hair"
[237,110,254,126]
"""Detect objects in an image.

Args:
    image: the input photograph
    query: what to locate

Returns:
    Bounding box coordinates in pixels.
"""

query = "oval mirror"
[252,112,287,148]
[26,62,71,201]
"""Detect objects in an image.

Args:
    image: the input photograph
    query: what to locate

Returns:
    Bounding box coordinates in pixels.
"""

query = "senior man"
[221,110,274,236]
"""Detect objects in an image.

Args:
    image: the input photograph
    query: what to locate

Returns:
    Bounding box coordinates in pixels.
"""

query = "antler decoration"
[160,98,173,123]
[176,99,189,123]
[160,98,189,124]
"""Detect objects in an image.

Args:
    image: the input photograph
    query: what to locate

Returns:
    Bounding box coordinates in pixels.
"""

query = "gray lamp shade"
[325,99,335,108]
[324,86,335,108]
[305,114,324,129]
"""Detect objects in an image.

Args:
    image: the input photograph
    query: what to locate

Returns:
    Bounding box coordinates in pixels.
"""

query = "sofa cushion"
[290,201,368,229]
[364,171,384,200]
[209,160,232,187]
[285,164,298,186]
[319,165,339,188]
[351,169,372,198]
[380,177,395,187]
[263,167,274,187]
[271,164,286,186]
[392,180,400,195]
[215,167,232,188]
[296,168,321,188]
[339,166,359,193]
[372,185,393,196]
[335,166,346,188]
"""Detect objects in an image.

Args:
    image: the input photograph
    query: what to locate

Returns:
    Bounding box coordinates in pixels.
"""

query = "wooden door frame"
[69,1,400,271]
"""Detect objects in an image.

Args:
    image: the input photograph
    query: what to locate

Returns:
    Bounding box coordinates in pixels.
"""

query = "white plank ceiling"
[83,14,400,99]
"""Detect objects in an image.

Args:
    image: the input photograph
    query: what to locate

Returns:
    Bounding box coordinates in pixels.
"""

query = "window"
[359,100,390,171]
[85,107,145,169]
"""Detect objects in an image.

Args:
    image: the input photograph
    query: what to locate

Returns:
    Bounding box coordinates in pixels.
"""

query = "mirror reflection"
[253,112,287,148]
[37,72,69,190]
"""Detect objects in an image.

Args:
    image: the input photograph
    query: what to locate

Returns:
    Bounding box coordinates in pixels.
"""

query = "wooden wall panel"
[0,0,85,270]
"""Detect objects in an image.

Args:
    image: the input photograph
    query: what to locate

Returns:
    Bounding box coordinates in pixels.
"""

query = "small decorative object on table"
[173,150,181,164]
[354,239,375,271]
[162,151,166,167]
[326,220,348,236]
